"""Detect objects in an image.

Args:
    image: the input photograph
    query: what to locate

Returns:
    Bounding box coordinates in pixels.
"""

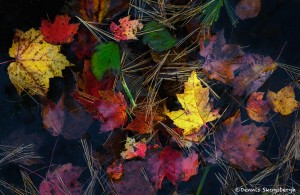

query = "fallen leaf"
[215,110,271,172]
[74,90,127,132]
[91,42,121,80]
[236,0,261,20]
[200,30,277,96]
[267,85,299,115]
[8,28,73,96]
[143,21,177,52]
[41,95,65,136]
[71,27,97,60]
[41,15,79,44]
[107,160,123,180]
[110,16,143,41]
[125,111,164,134]
[246,92,270,122]
[111,161,154,195]
[39,163,84,195]
[79,0,110,23]
[165,71,220,138]
[146,146,199,189]
[120,137,147,159]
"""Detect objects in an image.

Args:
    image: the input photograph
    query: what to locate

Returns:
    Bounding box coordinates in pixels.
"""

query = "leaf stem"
[196,166,210,195]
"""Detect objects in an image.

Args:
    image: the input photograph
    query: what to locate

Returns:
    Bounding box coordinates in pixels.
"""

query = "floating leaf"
[267,85,299,115]
[79,0,110,23]
[165,71,220,138]
[110,16,143,41]
[215,110,271,172]
[41,15,79,44]
[120,137,147,159]
[146,146,199,189]
[8,28,73,96]
[39,163,84,195]
[91,42,120,80]
[246,92,270,122]
[143,21,176,52]
[41,95,65,136]
[235,0,261,20]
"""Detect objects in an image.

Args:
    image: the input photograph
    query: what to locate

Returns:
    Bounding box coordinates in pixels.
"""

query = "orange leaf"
[110,16,143,41]
[246,92,270,122]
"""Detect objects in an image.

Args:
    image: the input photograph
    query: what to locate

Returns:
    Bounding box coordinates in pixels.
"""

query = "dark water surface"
[0,0,300,194]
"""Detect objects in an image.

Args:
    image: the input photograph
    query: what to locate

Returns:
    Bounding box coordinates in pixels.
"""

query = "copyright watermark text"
[234,187,295,194]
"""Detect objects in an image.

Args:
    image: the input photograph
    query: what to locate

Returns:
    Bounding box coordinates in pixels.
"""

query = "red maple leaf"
[215,110,271,172]
[146,146,199,189]
[74,90,128,132]
[41,15,79,44]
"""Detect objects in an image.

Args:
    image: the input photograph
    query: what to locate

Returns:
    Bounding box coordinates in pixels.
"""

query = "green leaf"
[91,42,120,80]
[142,21,176,52]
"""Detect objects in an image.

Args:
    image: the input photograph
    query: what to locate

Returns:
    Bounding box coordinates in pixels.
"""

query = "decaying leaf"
[215,110,271,172]
[79,0,110,23]
[120,137,147,159]
[267,85,299,115]
[41,15,79,44]
[165,71,220,138]
[110,16,143,41]
[91,42,121,81]
[74,90,127,132]
[8,28,73,96]
[146,146,199,189]
[236,0,261,20]
[246,92,270,122]
[200,30,277,96]
[39,163,84,195]
[41,95,65,136]
[107,160,123,180]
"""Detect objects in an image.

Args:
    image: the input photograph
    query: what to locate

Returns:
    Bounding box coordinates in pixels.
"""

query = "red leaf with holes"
[41,15,79,44]
[215,110,271,172]
[110,16,143,41]
[39,163,84,195]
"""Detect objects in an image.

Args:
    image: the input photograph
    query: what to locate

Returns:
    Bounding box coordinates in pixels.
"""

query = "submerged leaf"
[267,85,299,115]
[91,42,120,80]
[143,21,176,52]
[107,160,123,180]
[8,28,73,96]
[235,0,261,20]
[79,0,110,23]
[165,71,220,139]
[215,110,271,172]
[41,15,79,44]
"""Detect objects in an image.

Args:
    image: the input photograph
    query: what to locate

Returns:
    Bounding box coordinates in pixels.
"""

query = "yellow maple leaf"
[267,85,299,115]
[8,28,73,96]
[165,71,220,137]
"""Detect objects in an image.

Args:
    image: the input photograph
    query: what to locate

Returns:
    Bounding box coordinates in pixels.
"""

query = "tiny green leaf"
[142,21,176,52]
[91,42,120,80]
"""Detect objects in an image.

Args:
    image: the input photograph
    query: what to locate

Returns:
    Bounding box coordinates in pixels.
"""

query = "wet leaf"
[165,71,220,139]
[236,0,261,20]
[146,146,199,189]
[110,16,143,41]
[91,42,120,80]
[267,85,299,115]
[121,137,147,159]
[41,95,65,136]
[215,110,271,172]
[39,163,84,195]
[8,28,73,96]
[79,0,110,23]
[74,90,127,132]
[246,92,270,122]
[143,21,176,52]
[107,160,123,180]
[41,15,79,44]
